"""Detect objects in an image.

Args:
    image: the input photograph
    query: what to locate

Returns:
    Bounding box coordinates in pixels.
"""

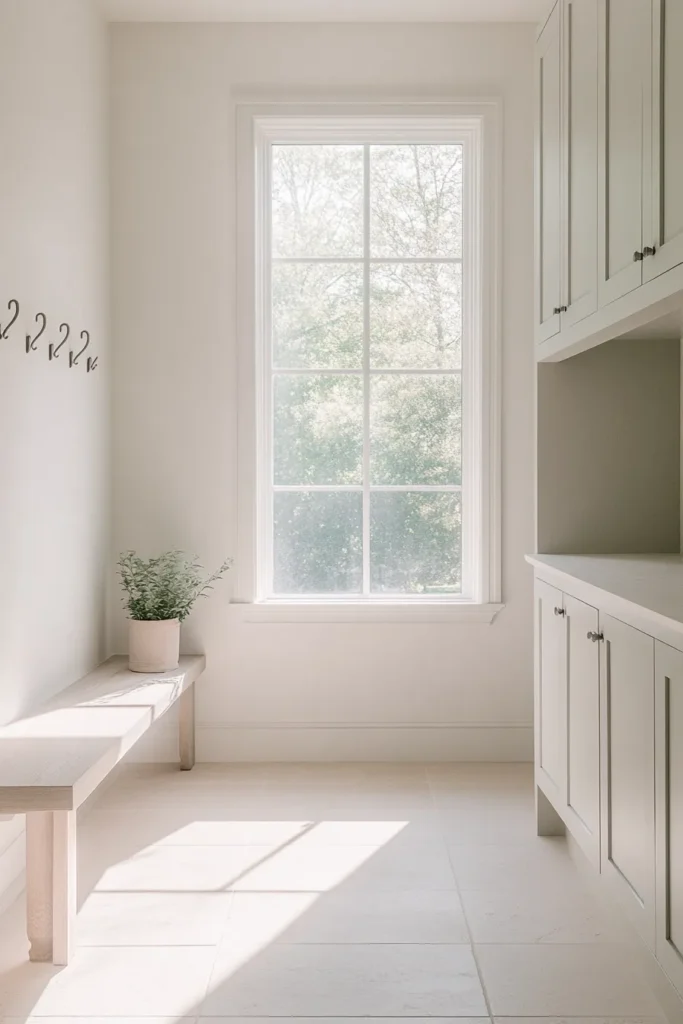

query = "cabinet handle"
[554,606,566,617]
[587,631,604,642]
[643,246,656,257]
[553,306,562,315]
[633,250,645,261]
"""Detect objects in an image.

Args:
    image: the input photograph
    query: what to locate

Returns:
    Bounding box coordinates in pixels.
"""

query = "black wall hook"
[87,355,98,373]
[1,300,20,339]
[49,323,70,360]
[25,313,46,353]
[69,329,90,367]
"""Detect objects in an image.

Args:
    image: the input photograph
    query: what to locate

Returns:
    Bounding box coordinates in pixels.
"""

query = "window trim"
[235,101,502,622]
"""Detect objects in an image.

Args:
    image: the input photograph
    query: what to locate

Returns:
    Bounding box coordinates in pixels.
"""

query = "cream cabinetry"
[655,641,683,999]
[529,554,683,1000]
[599,614,656,949]
[535,0,683,359]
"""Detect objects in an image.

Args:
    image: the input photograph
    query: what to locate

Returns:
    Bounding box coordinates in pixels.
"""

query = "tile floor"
[0,761,668,1023]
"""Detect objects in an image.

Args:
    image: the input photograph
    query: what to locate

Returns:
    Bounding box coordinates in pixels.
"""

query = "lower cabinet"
[599,614,656,950]
[535,579,566,807]
[655,641,683,996]
[534,571,683,999]
[564,594,600,865]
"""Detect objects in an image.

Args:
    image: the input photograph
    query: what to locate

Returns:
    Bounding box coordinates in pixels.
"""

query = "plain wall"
[109,21,536,761]
[0,0,109,905]
[538,338,681,555]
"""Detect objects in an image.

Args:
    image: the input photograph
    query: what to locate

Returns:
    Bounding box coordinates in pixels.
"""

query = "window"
[237,109,501,620]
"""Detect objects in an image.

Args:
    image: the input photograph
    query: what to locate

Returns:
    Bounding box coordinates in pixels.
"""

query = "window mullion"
[362,144,371,597]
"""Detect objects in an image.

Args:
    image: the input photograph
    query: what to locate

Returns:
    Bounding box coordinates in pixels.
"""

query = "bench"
[0,654,205,965]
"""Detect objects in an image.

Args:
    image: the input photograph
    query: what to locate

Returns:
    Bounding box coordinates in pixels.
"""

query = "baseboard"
[195,722,534,762]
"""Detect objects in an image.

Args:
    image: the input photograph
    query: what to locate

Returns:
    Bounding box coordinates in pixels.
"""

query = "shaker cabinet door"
[643,0,683,283]
[600,614,656,950]
[655,641,683,997]
[561,0,599,328]
[535,1,563,343]
[597,0,650,306]
[564,594,600,866]
[535,579,566,805]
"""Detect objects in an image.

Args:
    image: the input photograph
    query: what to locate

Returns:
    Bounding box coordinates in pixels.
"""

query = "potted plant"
[118,550,231,672]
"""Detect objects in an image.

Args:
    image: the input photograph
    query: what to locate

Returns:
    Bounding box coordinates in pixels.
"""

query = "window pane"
[274,491,362,594]
[272,145,364,258]
[371,375,461,485]
[370,263,462,369]
[274,375,363,485]
[370,492,461,594]
[273,263,363,369]
[370,144,462,258]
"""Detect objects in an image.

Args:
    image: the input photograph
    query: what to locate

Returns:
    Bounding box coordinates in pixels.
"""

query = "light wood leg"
[52,810,77,965]
[179,682,195,770]
[26,810,77,964]
[26,812,53,962]
[536,784,565,836]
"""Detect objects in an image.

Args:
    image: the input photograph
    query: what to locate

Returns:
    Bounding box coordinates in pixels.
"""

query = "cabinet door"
[535,579,566,805]
[655,641,683,997]
[535,1,563,343]
[564,594,600,866]
[600,614,656,950]
[597,0,651,306]
[643,0,683,282]
[561,0,599,328]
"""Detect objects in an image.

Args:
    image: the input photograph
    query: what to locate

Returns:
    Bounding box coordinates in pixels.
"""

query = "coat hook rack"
[1,300,20,340]
[87,355,98,373]
[49,323,70,361]
[25,313,47,354]
[69,329,90,368]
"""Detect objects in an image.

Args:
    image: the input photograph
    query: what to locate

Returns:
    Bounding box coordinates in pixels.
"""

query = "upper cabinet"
[535,1,563,342]
[598,0,650,306]
[645,0,683,282]
[562,0,599,327]
[535,0,683,357]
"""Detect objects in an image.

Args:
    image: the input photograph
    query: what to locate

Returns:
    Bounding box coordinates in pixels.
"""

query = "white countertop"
[526,553,683,641]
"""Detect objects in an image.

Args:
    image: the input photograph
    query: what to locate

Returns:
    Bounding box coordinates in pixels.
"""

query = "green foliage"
[118,551,232,622]
[270,142,464,596]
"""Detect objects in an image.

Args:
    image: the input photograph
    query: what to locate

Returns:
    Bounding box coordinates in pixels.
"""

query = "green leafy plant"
[118,551,232,622]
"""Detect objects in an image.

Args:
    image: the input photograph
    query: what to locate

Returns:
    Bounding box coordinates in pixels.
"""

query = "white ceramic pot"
[128,618,180,673]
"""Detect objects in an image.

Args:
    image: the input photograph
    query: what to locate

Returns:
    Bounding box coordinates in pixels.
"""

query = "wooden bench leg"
[26,810,76,965]
[179,681,195,770]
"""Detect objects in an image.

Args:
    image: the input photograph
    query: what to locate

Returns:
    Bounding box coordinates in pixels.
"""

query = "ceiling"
[101,0,548,22]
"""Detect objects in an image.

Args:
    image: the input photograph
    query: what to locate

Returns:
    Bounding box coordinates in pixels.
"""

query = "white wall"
[110,21,536,761]
[0,0,109,903]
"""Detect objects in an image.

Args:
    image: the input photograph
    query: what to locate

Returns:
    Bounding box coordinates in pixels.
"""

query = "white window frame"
[235,102,502,624]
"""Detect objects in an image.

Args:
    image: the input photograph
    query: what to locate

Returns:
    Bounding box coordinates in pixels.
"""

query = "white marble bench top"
[0,655,205,813]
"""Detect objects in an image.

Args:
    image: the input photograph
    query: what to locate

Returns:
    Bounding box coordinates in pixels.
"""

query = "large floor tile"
[476,944,663,1017]
[5,1019,196,1024]
[80,809,319,848]
[438,800,538,843]
[448,839,582,890]
[202,942,487,1016]
[199,1019,488,1024]
[80,844,271,895]
[492,1018,664,1024]
[1,946,214,1017]
[225,888,469,944]
[77,891,232,945]
[462,887,621,943]
[231,837,456,892]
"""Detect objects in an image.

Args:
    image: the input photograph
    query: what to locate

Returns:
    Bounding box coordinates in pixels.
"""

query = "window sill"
[229,601,504,624]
